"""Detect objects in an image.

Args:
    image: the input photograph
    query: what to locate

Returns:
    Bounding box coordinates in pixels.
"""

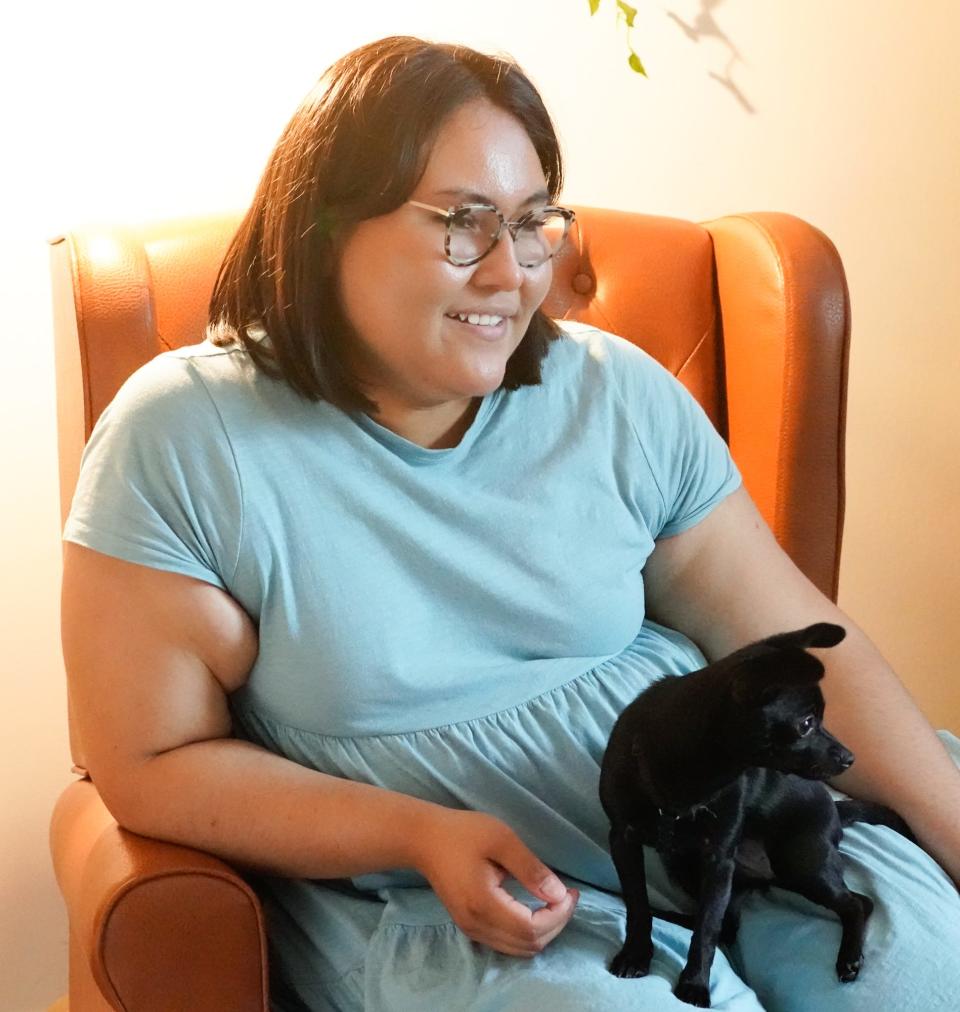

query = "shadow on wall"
[666,0,756,113]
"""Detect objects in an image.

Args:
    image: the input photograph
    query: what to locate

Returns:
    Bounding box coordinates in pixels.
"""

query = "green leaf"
[616,0,637,26]
[588,0,600,14]
[628,51,647,76]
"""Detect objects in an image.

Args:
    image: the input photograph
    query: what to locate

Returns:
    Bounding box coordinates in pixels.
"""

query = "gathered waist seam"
[232,641,658,745]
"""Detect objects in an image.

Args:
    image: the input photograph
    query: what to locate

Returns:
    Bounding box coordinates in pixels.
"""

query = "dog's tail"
[836,799,915,842]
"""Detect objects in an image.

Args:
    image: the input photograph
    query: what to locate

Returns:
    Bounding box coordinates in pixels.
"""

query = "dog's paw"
[674,979,712,1007]
[837,955,862,983]
[608,944,652,979]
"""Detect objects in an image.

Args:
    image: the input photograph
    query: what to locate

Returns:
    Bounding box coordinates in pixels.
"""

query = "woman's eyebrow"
[433,187,552,209]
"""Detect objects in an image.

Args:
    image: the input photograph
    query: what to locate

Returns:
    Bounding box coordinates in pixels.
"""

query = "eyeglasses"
[407,200,576,268]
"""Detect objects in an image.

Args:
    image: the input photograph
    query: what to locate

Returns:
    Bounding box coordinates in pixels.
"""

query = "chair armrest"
[50,778,269,1011]
[703,212,851,601]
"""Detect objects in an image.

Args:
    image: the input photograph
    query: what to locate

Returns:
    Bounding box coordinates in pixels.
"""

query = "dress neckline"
[353,389,503,465]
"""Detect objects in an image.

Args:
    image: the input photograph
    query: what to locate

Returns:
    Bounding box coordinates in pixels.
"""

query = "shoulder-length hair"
[208,36,565,412]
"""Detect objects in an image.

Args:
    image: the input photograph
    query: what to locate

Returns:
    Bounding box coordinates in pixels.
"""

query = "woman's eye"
[519,210,551,232]
[453,209,489,234]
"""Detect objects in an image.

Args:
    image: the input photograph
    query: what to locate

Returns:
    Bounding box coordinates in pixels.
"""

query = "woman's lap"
[273,732,960,1010]
[361,884,762,1011]
[273,827,958,1011]
[360,824,957,1011]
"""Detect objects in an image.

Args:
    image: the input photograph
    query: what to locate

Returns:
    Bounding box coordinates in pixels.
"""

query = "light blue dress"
[65,323,960,1011]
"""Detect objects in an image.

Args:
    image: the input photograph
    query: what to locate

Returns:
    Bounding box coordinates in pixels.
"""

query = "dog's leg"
[783,877,872,981]
[835,892,874,982]
[608,821,654,978]
[719,883,746,945]
[673,848,737,1008]
[770,834,873,982]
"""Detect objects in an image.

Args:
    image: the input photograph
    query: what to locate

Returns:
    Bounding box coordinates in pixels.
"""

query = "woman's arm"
[642,486,960,886]
[62,543,575,954]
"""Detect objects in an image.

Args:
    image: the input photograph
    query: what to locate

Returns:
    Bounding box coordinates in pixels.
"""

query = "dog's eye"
[797,716,816,737]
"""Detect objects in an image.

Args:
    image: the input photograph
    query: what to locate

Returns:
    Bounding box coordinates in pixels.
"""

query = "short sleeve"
[610,337,742,540]
[63,352,243,590]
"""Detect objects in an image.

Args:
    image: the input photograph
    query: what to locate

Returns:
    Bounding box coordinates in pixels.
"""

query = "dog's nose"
[830,744,854,770]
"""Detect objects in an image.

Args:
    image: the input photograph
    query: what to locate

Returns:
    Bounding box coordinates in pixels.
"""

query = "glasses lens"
[514,210,570,267]
[447,206,502,265]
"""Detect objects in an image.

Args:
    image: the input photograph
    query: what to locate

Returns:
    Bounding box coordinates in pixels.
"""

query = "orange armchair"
[49,206,850,1010]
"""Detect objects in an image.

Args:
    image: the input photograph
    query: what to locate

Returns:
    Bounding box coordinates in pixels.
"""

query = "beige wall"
[2,1,957,1007]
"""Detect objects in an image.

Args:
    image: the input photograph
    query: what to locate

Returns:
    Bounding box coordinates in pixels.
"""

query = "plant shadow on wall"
[588,0,755,113]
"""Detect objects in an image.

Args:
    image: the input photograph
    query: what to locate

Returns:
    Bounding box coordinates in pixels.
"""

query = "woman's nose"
[470,230,525,291]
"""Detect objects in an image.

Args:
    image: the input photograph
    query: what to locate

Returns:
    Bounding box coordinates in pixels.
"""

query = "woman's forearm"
[116,735,446,880]
[821,617,960,886]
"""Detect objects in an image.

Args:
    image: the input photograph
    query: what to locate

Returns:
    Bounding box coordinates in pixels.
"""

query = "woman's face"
[337,99,554,444]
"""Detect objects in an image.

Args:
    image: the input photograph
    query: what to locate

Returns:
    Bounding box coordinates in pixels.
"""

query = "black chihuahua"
[599,623,914,1008]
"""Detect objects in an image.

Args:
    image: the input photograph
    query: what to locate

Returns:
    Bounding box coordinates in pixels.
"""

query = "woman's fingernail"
[542,876,566,901]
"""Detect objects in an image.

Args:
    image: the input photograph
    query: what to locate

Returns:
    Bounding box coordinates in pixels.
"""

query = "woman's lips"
[446,311,506,327]
[444,312,510,340]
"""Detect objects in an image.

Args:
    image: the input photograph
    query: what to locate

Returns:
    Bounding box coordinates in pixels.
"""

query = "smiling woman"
[60,32,960,1012]
[207,36,566,431]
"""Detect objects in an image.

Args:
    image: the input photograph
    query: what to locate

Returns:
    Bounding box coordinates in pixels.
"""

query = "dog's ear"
[730,649,826,705]
[757,623,846,652]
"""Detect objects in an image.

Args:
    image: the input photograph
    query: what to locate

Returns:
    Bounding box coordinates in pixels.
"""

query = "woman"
[62,36,960,1011]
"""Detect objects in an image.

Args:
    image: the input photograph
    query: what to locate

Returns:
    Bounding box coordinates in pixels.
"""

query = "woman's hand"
[412,808,579,957]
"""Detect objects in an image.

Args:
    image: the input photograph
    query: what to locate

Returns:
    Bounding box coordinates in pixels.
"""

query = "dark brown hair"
[208,35,564,411]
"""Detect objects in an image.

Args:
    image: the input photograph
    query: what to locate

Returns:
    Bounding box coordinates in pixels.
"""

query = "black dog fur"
[599,622,914,1008]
